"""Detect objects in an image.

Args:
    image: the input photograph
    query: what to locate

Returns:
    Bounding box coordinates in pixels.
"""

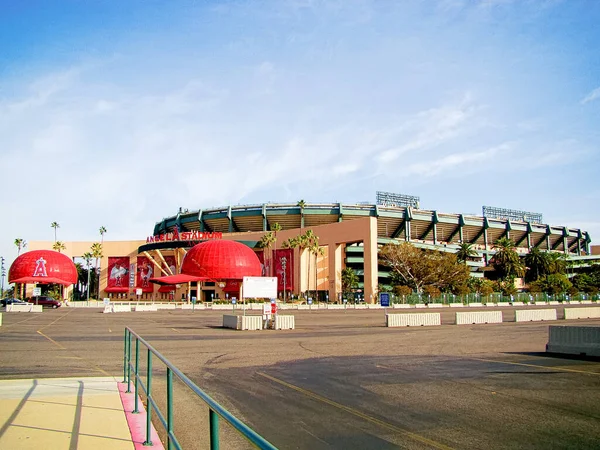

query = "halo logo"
[33,257,48,277]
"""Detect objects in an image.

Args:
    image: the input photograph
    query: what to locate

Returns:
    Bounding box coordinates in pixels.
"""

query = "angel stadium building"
[26,192,597,303]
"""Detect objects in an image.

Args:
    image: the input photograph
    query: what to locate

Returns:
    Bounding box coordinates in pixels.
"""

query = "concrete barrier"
[427,303,444,308]
[449,303,465,308]
[564,307,600,320]
[386,313,441,327]
[515,309,557,322]
[0,313,2,326]
[104,304,131,313]
[155,304,176,310]
[274,315,295,330]
[456,311,502,325]
[134,305,158,312]
[467,303,484,307]
[7,304,43,313]
[393,304,412,309]
[327,304,345,310]
[222,314,262,330]
[546,325,600,357]
[415,304,427,309]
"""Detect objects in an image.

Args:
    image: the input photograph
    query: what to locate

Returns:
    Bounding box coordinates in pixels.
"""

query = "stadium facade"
[27,201,596,303]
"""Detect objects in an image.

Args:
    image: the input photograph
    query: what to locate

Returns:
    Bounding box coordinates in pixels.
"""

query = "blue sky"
[1,0,599,268]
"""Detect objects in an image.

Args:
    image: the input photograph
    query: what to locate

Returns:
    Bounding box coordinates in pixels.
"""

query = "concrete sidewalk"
[0,377,161,450]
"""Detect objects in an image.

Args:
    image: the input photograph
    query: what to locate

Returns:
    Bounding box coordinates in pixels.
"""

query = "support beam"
[338,203,343,222]
[391,221,405,239]
[198,210,205,232]
[447,215,464,243]
[262,204,267,231]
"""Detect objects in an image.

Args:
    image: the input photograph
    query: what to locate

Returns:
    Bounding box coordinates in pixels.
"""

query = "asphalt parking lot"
[1,307,600,449]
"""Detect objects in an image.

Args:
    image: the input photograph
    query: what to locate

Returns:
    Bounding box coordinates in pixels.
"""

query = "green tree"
[14,238,27,255]
[52,241,66,253]
[341,267,359,301]
[98,226,107,299]
[51,222,60,242]
[258,231,276,276]
[524,247,550,282]
[456,243,477,263]
[297,200,306,228]
[82,252,93,300]
[490,237,525,279]
[379,241,470,294]
[547,252,566,275]
[91,243,103,299]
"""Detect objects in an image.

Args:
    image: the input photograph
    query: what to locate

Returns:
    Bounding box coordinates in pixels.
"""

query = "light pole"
[281,256,287,303]
[1,257,5,298]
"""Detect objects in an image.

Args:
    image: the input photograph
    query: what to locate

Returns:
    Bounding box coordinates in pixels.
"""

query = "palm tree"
[303,230,317,297]
[524,247,549,282]
[297,200,306,228]
[14,238,27,255]
[52,241,66,253]
[91,243,103,299]
[98,226,107,298]
[456,243,477,263]
[547,252,566,275]
[258,232,276,276]
[83,252,93,301]
[491,237,525,279]
[51,222,60,242]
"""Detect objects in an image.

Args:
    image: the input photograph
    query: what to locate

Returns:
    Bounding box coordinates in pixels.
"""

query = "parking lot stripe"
[257,371,454,450]
[470,357,600,376]
[37,310,73,331]
[36,330,67,350]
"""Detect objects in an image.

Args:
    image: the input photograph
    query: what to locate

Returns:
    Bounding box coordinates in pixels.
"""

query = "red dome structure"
[9,250,78,286]
[181,240,262,280]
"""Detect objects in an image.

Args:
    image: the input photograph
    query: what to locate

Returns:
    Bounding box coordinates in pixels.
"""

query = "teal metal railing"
[123,327,278,450]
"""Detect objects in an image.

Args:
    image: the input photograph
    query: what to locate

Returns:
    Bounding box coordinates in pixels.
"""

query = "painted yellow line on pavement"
[37,310,72,331]
[171,328,181,333]
[36,330,66,349]
[470,357,600,376]
[0,315,39,328]
[257,372,454,450]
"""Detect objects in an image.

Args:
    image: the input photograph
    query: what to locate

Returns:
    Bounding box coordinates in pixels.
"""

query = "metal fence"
[123,327,278,450]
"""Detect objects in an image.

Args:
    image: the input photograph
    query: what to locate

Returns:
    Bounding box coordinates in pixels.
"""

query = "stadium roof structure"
[153,202,592,255]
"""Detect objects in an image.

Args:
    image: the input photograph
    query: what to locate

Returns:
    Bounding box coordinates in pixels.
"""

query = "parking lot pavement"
[1,308,600,449]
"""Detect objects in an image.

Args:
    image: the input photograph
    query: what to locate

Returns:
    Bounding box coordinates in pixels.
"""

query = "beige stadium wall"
[27,216,379,302]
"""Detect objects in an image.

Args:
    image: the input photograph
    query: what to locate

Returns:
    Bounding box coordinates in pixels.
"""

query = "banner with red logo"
[107,257,130,291]
[274,249,293,292]
[136,256,155,292]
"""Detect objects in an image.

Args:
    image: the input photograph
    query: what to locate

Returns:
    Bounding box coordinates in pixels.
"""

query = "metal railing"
[123,327,278,450]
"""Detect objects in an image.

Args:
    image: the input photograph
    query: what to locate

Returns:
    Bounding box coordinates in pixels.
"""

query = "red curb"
[118,381,165,450]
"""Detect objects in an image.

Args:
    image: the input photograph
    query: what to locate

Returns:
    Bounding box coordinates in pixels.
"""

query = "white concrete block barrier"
[515,309,557,322]
[222,314,262,330]
[564,307,600,320]
[134,305,158,312]
[456,311,502,325]
[386,313,441,327]
[7,304,43,313]
[546,325,600,357]
[103,304,131,313]
[274,315,295,330]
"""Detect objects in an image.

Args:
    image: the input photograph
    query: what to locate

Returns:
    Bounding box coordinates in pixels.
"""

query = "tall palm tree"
[91,243,103,299]
[547,251,566,275]
[98,226,107,298]
[524,247,549,282]
[258,232,275,276]
[456,242,477,263]
[297,200,306,228]
[14,238,27,255]
[303,230,317,297]
[83,252,93,301]
[311,243,325,301]
[51,222,60,242]
[52,241,66,253]
[491,237,525,279]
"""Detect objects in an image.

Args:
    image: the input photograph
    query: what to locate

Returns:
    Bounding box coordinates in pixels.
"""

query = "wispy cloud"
[581,87,600,105]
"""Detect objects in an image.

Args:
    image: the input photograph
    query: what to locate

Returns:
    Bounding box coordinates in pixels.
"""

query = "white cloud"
[581,87,600,105]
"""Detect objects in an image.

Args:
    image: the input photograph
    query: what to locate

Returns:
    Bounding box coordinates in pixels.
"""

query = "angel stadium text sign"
[146,229,223,244]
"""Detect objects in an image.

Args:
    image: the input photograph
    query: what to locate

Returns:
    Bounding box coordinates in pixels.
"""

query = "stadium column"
[329,244,343,302]
[362,217,379,304]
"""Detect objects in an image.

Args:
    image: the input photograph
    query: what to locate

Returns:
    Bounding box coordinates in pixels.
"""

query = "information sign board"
[242,277,277,299]
[380,293,390,307]
[33,287,42,296]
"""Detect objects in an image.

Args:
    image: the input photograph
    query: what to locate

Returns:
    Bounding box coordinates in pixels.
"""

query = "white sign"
[262,303,272,317]
[33,287,42,296]
[136,288,143,296]
[242,277,277,299]
[103,298,110,306]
